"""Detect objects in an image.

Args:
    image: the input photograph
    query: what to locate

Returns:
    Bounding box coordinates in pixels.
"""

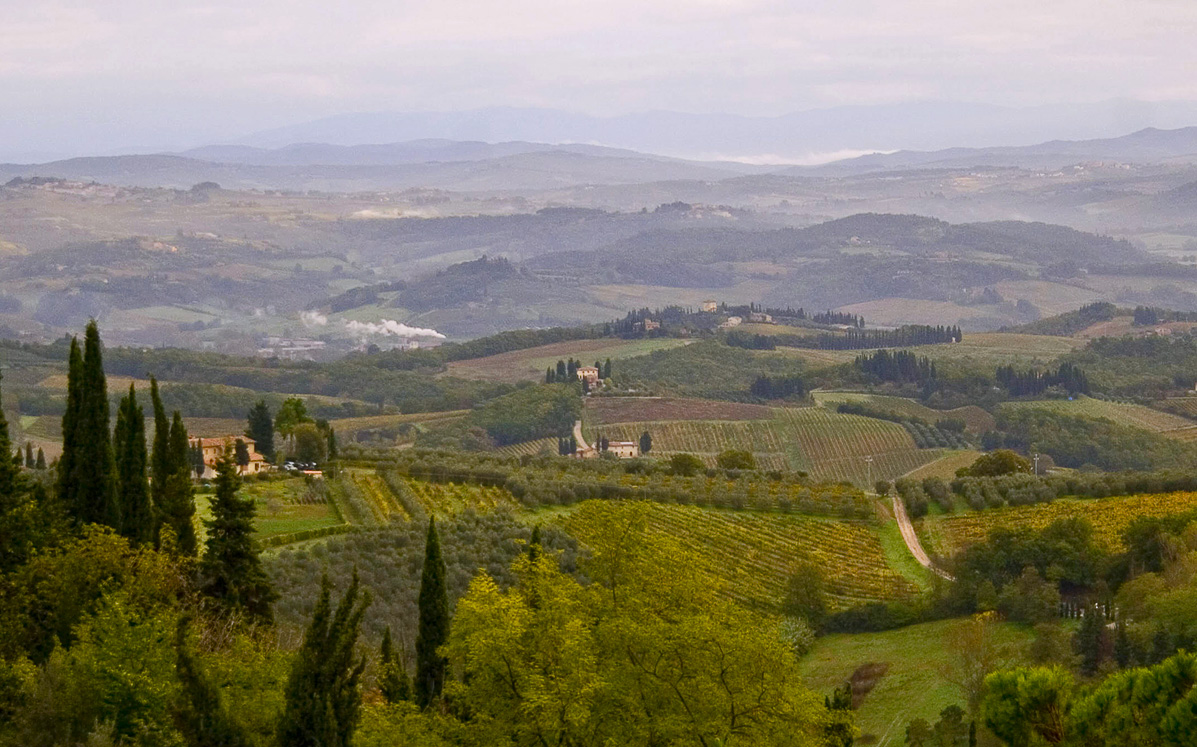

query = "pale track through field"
[892,494,952,581]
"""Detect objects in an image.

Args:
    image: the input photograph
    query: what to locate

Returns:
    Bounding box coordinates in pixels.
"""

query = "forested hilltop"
[11,305,1197,744]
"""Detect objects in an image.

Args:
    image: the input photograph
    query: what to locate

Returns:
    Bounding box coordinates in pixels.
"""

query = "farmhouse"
[576,365,601,383]
[188,435,270,480]
[606,440,641,458]
[701,300,718,313]
[747,311,773,323]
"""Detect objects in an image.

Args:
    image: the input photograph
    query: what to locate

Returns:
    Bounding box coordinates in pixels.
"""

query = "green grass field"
[898,450,983,481]
[798,619,1033,745]
[812,391,995,433]
[445,338,691,383]
[1000,395,1195,433]
[195,476,342,544]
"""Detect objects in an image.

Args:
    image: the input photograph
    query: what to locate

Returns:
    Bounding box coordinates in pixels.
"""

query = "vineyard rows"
[812,392,994,433]
[495,438,558,457]
[564,502,920,611]
[812,449,948,487]
[925,491,1197,557]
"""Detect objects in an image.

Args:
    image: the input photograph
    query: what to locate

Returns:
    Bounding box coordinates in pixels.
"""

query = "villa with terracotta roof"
[188,435,270,479]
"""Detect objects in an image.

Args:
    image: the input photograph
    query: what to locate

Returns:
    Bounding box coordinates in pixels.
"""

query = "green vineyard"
[564,501,921,611]
[585,406,941,485]
[1000,395,1195,433]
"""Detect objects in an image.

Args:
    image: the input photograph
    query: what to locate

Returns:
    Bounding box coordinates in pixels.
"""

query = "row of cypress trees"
[56,321,197,552]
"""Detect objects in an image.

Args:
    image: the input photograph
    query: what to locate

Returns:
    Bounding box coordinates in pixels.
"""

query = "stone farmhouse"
[576,366,601,384]
[188,436,270,480]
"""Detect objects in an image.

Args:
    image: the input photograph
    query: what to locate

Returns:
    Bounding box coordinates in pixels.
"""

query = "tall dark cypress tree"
[114,383,153,545]
[414,517,449,708]
[150,376,171,541]
[57,338,83,517]
[74,321,118,528]
[199,445,276,622]
[162,412,198,555]
[244,400,274,462]
[0,373,38,573]
[278,572,370,747]
[378,627,411,704]
[0,374,16,502]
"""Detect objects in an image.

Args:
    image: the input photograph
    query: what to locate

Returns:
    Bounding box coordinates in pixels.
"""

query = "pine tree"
[278,572,370,747]
[378,627,411,704]
[69,321,118,528]
[245,400,274,461]
[57,337,83,517]
[199,446,276,622]
[114,383,153,545]
[35,448,45,471]
[162,412,198,555]
[172,617,250,747]
[415,517,450,708]
[1114,620,1134,669]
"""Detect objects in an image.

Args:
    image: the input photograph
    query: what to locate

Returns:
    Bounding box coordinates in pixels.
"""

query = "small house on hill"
[188,436,269,480]
[576,365,601,383]
[701,300,718,313]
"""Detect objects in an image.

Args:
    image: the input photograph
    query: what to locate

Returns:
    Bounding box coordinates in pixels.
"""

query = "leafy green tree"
[784,561,828,628]
[905,717,934,746]
[274,397,310,442]
[981,666,1074,745]
[198,446,276,623]
[377,627,411,704]
[245,400,275,461]
[958,450,1032,478]
[291,423,327,464]
[875,479,892,497]
[670,452,704,476]
[113,383,153,545]
[415,517,449,708]
[716,448,756,470]
[172,617,251,747]
[278,572,370,747]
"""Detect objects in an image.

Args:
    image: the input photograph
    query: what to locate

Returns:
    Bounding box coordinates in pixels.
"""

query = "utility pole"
[865,455,873,488]
[1033,453,1040,476]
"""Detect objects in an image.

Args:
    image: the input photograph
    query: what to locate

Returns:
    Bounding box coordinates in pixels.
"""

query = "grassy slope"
[444,338,690,382]
[798,619,1033,745]
[1000,395,1195,434]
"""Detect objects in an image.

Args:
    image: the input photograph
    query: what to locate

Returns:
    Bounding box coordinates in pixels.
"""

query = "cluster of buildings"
[255,336,327,360]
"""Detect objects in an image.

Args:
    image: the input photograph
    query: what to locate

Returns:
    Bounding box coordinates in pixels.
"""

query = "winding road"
[891,494,954,581]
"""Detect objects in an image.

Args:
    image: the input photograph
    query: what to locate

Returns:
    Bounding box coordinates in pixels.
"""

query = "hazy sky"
[3,0,1197,158]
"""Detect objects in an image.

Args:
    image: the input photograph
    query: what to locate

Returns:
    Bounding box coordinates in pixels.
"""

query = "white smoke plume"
[344,319,446,339]
[300,310,328,327]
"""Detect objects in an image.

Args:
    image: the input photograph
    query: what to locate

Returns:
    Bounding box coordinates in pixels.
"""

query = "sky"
[3,0,1197,159]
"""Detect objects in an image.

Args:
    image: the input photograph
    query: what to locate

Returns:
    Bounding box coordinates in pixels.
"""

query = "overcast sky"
[3,0,1197,159]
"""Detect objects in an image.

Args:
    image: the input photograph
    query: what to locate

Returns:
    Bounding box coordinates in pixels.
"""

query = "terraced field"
[445,338,690,383]
[1001,396,1196,435]
[922,491,1197,558]
[563,501,921,612]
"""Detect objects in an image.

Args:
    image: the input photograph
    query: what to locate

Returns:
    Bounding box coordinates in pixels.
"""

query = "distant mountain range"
[231,101,1197,162]
[3,125,1197,193]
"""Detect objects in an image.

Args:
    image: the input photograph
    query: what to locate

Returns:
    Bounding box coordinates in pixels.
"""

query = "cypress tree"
[415,517,449,708]
[1076,604,1106,676]
[378,627,411,704]
[35,448,45,471]
[245,400,274,462]
[71,320,118,528]
[0,373,39,574]
[24,442,33,468]
[527,524,542,562]
[150,376,171,538]
[162,412,198,555]
[326,428,337,461]
[199,445,276,622]
[0,374,15,501]
[172,617,250,747]
[278,572,370,747]
[114,384,153,545]
[57,337,83,517]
